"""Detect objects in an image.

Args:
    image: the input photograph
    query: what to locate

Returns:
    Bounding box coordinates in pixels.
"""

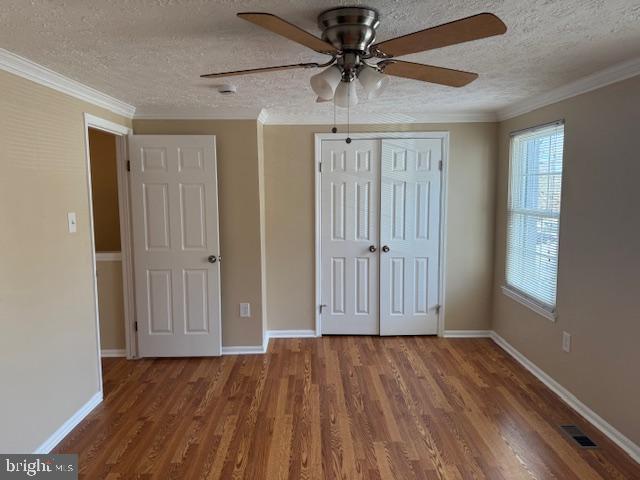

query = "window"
[505,121,564,318]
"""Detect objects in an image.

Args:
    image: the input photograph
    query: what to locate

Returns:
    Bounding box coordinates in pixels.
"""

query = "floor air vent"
[560,425,597,448]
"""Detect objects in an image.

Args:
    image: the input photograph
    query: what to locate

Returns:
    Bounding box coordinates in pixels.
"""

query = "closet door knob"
[208,255,217,263]
[382,245,390,253]
[369,245,377,252]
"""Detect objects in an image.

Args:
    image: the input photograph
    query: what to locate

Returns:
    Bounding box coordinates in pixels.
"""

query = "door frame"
[314,132,450,337]
[83,114,138,374]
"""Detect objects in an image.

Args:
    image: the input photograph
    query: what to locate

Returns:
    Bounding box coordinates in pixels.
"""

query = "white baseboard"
[220,330,317,355]
[221,345,267,355]
[442,330,492,338]
[34,391,102,454]
[101,349,126,357]
[267,329,317,338]
[490,331,640,464]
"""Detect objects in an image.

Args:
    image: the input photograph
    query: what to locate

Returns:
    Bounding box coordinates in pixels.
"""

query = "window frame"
[503,120,565,321]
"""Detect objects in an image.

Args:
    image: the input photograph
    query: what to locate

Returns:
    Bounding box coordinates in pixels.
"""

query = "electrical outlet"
[240,303,251,318]
[562,331,571,353]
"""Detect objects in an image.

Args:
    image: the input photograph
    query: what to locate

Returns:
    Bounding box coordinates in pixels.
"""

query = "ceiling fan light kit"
[310,65,342,100]
[334,80,358,108]
[201,6,507,125]
[358,65,389,99]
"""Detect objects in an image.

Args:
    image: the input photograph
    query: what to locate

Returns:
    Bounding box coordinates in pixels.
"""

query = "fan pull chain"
[331,99,337,134]
[346,85,352,144]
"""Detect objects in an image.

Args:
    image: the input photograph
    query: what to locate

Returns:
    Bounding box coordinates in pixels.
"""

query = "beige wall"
[132,120,265,347]
[492,75,640,445]
[0,69,131,452]
[96,260,126,349]
[88,128,120,252]
[263,123,498,332]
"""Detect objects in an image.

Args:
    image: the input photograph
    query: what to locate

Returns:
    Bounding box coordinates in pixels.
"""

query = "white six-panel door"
[380,139,442,335]
[129,135,221,356]
[320,137,442,336]
[321,140,380,334]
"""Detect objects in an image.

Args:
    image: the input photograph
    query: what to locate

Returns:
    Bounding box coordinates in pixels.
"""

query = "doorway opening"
[83,114,135,394]
[89,127,126,358]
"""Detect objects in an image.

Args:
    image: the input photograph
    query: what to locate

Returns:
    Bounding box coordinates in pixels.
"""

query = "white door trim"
[83,114,137,386]
[314,132,450,337]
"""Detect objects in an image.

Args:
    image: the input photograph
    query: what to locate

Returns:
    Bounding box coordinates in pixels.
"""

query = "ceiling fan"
[201,7,507,107]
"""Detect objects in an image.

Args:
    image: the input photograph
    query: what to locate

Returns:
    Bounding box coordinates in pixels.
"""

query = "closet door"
[321,139,380,334]
[379,139,442,335]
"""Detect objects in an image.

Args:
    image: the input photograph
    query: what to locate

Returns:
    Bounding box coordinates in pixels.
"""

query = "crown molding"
[133,107,262,120]
[498,56,640,121]
[133,108,495,124]
[257,109,269,124]
[0,48,136,118]
[262,110,497,125]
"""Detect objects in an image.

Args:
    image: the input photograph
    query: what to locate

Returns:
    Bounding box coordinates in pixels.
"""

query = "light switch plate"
[240,303,251,318]
[67,212,77,233]
[562,331,571,353]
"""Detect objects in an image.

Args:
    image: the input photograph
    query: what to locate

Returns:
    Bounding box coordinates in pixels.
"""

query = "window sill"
[501,286,557,322]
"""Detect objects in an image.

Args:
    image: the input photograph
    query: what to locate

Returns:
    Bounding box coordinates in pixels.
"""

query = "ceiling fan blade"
[238,12,338,55]
[371,13,506,58]
[200,62,320,78]
[378,60,478,87]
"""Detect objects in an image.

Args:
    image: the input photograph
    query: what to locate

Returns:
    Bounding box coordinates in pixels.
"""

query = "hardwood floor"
[55,337,639,479]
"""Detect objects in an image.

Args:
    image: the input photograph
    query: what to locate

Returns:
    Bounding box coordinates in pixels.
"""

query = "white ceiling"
[1,0,639,121]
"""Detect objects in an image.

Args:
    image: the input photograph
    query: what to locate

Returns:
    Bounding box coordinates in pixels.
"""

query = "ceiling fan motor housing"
[318,6,380,80]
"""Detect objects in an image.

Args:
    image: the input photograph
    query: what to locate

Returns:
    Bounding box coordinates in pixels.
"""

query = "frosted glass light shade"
[334,80,358,108]
[310,66,342,100]
[358,65,389,99]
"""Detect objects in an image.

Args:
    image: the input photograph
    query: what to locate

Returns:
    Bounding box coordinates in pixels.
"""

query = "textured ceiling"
[1,0,639,120]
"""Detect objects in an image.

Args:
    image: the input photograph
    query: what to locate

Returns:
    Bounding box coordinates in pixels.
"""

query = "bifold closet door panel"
[320,139,380,335]
[379,138,442,335]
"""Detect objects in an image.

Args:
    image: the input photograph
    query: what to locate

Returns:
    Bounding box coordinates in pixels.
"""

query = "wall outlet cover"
[240,302,251,318]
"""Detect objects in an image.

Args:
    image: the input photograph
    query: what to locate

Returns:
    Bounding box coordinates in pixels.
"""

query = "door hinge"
[319,304,328,314]
[438,160,443,171]
[318,162,322,172]
[134,321,138,332]
[126,160,131,172]
[435,305,441,314]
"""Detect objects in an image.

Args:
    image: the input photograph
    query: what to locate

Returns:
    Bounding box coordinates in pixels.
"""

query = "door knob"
[208,255,217,263]
[369,245,377,252]
[382,245,390,253]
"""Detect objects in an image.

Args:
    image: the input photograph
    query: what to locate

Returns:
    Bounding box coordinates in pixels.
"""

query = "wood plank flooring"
[55,337,640,479]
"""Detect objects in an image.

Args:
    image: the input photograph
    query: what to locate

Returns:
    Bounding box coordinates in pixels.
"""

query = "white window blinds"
[506,122,564,311]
